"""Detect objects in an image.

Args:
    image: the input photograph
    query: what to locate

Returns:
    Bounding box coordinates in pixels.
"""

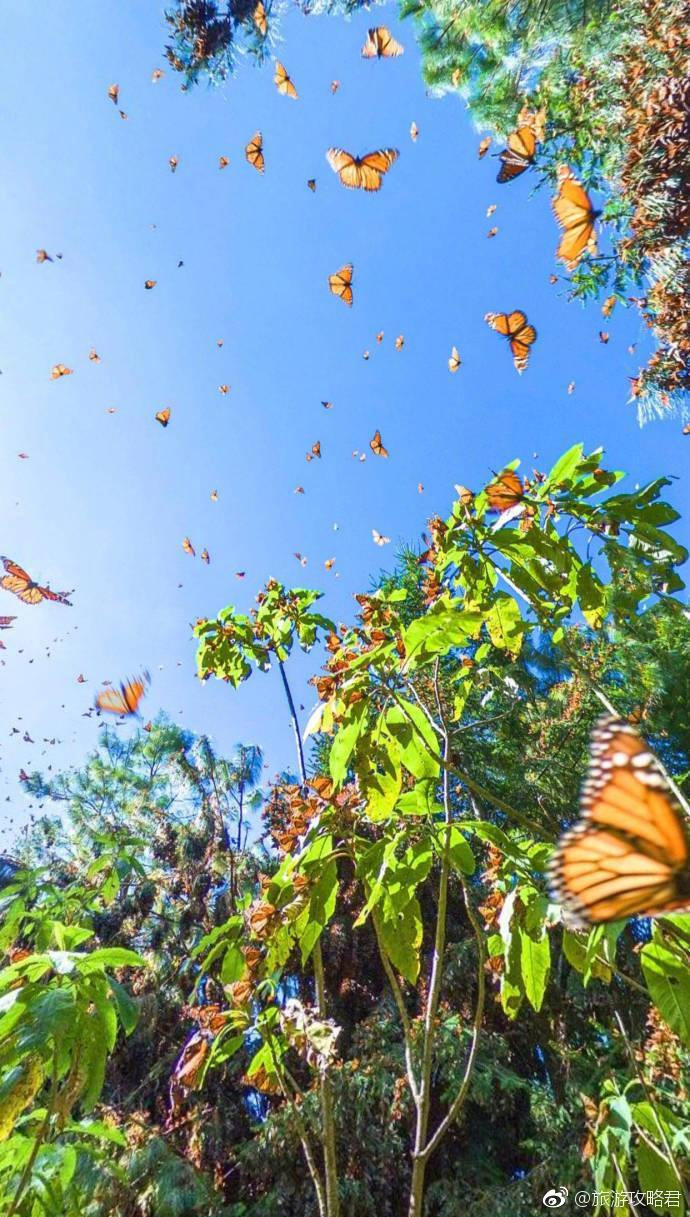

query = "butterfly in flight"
[182,537,195,556]
[478,136,492,159]
[107,84,119,105]
[485,470,524,513]
[326,148,399,192]
[496,126,537,183]
[155,408,171,427]
[1,558,72,606]
[552,168,599,268]
[245,132,264,174]
[369,430,389,457]
[0,617,16,629]
[484,310,537,373]
[361,27,404,58]
[51,364,73,379]
[549,715,690,926]
[96,673,150,717]
[448,346,461,373]
[274,61,298,98]
[410,122,419,141]
[253,1,268,35]
[372,529,390,546]
[328,264,353,306]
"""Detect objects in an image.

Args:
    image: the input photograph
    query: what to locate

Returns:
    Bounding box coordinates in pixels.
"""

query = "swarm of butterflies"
[6,27,681,937]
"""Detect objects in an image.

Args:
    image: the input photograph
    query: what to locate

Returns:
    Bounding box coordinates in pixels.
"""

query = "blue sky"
[1,0,687,840]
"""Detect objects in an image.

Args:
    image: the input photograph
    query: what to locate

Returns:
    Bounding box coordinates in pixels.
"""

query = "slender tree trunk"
[278,658,340,1217]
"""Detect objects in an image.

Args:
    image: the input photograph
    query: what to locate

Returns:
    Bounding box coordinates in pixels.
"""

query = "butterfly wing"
[326,148,360,188]
[1,558,32,582]
[549,716,690,926]
[496,127,536,183]
[509,323,537,373]
[486,470,523,511]
[357,149,399,191]
[245,132,264,173]
[328,264,353,306]
[553,178,597,267]
[95,687,129,715]
[274,62,297,98]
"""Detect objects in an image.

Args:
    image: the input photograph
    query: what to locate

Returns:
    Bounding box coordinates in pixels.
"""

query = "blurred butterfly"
[253,1,268,35]
[295,486,305,494]
[275,61,298,99]
[395,335,404,350]
[327,147,398,192]
[369,430,388,457]
[210,490,218,501]
[169,156,179,172]
[599,331,610,344]
[36,249,53,263]
[376,331,384,343]
[485,470,524,513]
[410,122,419,141]
[155,408,171,427]
[372,529,390,546]
[1,558,72,606]
[484,310,537,374]
[328,264,353,306]
[361,26,404,58]
[307,179,316,192]
[306,441,321,461]
[496,126,536,183]
[478,136,492,158]
[89,348,101,362]
[331,81,340,94]
[218,384,230,394]
[152,68,164,82]
[0,617,16,628]
[552,168,599,268]
[236,571,246,578]
[448,346,461,373]
[602,295,617,318]
[567,381,576,394]
[182,537,195,556]
[487,226,498,238]
[322,400,333,409]
[51,364,73,379]
[294,553,308,567]
[107,84,119,105]
[324,558,335,571]
[363,350,370,360]
[219,156,229,169]
[245,132,264,174]
[549,715,690,926]
[487,204,497,217]
[96,672,150,717]
[201,550,210,565]
[144,280,157,290]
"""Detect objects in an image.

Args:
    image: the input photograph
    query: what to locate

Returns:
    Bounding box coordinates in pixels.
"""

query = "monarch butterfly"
[496,126,537,183]
[0,558,72,606]
[245,132,264,174]
[552,169,599,268]
[331,80,340,94]
[324,557,335,570]
[36,249,53,263]
[218,384,230,395]
[478,136,492,159]
[306,441,321,461]
[0,616,16,628]
[219,156,229,169]
[95,672,150,717]
[448,346,461,373]
[328,264,353,306]
[107,84,119,105]
[274,61,298,99]
[211,489,219,501]
[51,364,73,379]
[361,26,404,58]
[155,408,171,427]
[372,529,390,546]
[549,715,690,926]
[253,1,267,35]
[484,310,537,374]
[144,280,156,290]
[152,68,164,82]
[169,156,179,173]
[326,148,399,192]
[307,178,316,192]
[89,348,101,362]
[370,430,388,457]
[395,335,404,350]
[201,549,210,564]
[182,537,195,556]
[410,122,419,141]
[485,470,524,512]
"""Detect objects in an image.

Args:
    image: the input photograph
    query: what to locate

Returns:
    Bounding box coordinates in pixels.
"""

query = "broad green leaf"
[641,941,690,1047]
[518,925,550,1012]
[378,899,422,984]
[485,594,524,654]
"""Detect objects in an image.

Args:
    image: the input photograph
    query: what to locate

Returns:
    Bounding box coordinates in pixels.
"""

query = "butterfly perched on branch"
[1,558,72,606]
[484,311,537,373]
[549,715,690,925]
[326,148,398,192]
[496,126,537,183]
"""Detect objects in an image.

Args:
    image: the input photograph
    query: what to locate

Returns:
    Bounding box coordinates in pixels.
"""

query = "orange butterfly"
[549,715,690,926]
[182,537,195,556]
[448,346,461,373]
[361,26,404,58]
[89,348,101,362]
[326,148,398,192]
[410,122,419,141]
[496,126,537,183]
[484,310,537,373]
[201,549,210,564]
[395,335,404,350]
[478,136,492,159]
[253,1,268,35]
[485,470,524,513]
[306,441,321,461]
[1,558,72,606]
[245,132,264,174]
[370,430,388,457]
[362,26,404,57]
[95,672,150,716]
[51,364,73,379]
[330,80,340,94]
[155,408,171,427]
[328,264,353,306]
[107,84,119,105]
[144,280,156,290]
[169,156,179,173]
[372,529,390,546]
[218,384,230,395]
[36,249,53,263]
[219,156,229,169]
[152,68,164,82]
[552,168,599,268]
[274,61,297,99]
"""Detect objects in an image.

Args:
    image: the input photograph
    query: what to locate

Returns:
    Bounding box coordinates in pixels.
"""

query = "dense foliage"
[3,445,690,1216]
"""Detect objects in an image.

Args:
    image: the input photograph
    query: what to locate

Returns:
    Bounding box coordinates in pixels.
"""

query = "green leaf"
[641,941,690,1047]
[636,1141,684,1213]
[518,925,550,1012]
[329,701,367,786]
[106,977,139,1036]
[485,594,524,654]
[384,701,440,779]
[378,899,422,984]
